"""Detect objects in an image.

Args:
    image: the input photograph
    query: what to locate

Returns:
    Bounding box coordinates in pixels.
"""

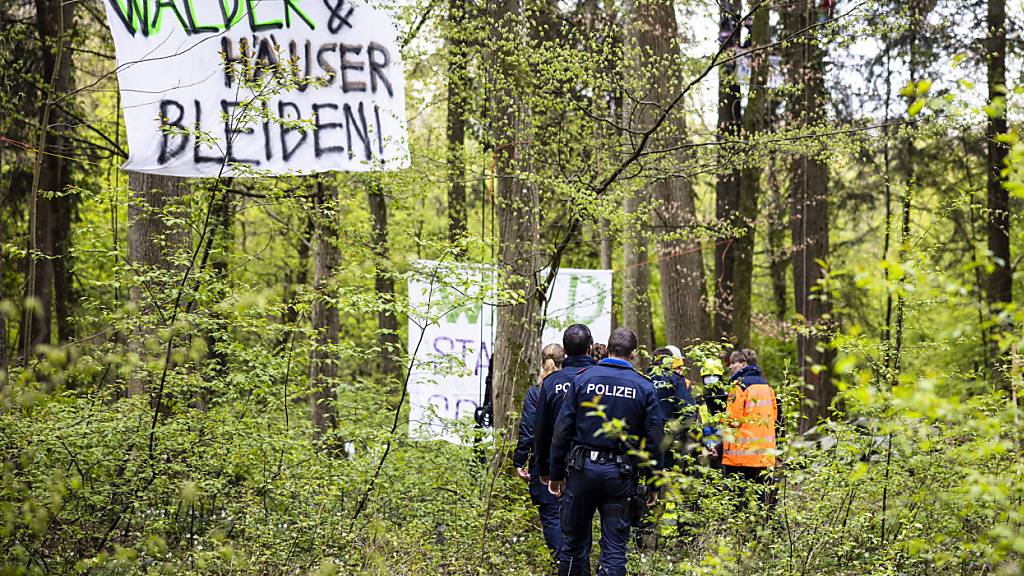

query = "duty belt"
[582,448,627,464]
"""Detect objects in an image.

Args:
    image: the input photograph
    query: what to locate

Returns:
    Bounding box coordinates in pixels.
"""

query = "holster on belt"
[568,445,585,472]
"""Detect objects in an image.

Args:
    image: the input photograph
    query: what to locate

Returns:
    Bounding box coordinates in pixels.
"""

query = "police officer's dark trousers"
[528,475,563,556]
[559,459,633,576]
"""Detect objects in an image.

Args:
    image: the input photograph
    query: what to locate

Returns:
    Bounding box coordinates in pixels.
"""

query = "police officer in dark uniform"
[548,328,664,576]
[534,324,597,485]
[513,344,566,557]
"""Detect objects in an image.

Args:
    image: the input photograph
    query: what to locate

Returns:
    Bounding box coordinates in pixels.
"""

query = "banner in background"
[407,261,612,441]
[102,0,409,177]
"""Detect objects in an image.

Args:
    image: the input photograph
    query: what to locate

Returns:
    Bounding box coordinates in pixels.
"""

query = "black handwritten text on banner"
[103,0,409,176]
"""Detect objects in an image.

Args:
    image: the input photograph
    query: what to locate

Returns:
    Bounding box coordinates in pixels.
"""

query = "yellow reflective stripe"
[723,449,769,456]
[734,436,775,444]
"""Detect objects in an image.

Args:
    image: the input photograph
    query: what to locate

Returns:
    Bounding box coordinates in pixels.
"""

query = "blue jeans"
[529,475,563,555]
[558,460,632,576]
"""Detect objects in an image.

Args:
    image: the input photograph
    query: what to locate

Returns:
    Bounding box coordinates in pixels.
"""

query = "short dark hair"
[652,346,672,361]
[563,324,593,356]
[741,348,757,365]
[728,349,749,365]
[607,328,638,358]
[591,343,608,361]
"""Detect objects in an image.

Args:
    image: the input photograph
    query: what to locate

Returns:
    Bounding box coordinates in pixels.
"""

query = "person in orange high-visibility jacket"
[723,349,778,508]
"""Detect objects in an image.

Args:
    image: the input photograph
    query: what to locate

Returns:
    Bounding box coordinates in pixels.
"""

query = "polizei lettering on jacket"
[585,383,636,399]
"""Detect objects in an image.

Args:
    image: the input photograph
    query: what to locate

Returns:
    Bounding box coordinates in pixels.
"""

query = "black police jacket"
[549,358,664,482]
[534,355,596,478]
[647,366,697,422]
[512,386,541,473]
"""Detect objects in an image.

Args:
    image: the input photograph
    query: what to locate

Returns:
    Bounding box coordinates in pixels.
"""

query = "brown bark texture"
[126,172,191,397]
[368,180,401,383]
[986,0,1011,323]
[489,0,541,435]
[785,0,835,431]
[620,0,715,360]
[714,0,742,340]
[767,166,788,321]
[21,0,74,355]
[446,0,468,250]
[310,179,341,441]
[731,4,770,348]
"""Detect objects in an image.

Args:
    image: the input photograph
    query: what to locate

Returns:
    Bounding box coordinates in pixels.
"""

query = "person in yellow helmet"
[697,356,727,468]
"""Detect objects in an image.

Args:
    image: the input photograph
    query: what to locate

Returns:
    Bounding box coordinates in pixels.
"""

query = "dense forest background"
[2,0,1024,573]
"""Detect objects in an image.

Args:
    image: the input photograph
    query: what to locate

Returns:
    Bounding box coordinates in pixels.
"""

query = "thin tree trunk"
[892,4,928,380]
[283,213,312,331]
[714,0,742,340]
[731,3,770,348]
[50,0,75,344]
[599,219,617,331]
[126,172,190,397]
[986,0,1011,382]
[881,43,895,368]
[767,161,788,322]
[490,0,541,435]
[446,0,468,250]
[1,235,7,385]
[203,191,234,379]
[368,178,401,383]
[310,179,341,442]
[786,0,834,431]
[21,0,72,356]
[53,188,74,344]
[21,190,55,355]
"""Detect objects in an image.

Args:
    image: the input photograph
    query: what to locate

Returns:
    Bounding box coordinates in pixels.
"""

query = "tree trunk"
[126,173,191,397]
[21,0,73,356]
[367,178,401,384]
[986,0,1011,373]
[599,219,617,331]
[283,213,312,331]
[1,243,7,385]
[50,10,76,345]
[891,2,931,380]
[767,163,788,322]
[599,219,613,270]
[446,0,468,250]
[21,189,55,355]
[310,179,341,441]
[714,0,742,340]
[53,187,74,344]
[490,0,541,435]
[731,3,770,348]
[785,0,834,431]
[631,0,708,348]
[203,191,234,379]
[622,195,653,363]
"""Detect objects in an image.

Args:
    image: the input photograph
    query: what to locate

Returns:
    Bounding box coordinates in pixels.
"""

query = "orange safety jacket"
[722,366,777,468]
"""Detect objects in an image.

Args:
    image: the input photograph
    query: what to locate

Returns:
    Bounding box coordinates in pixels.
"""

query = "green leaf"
[908,98,927,117]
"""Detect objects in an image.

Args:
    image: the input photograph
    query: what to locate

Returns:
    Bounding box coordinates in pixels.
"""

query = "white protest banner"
[541,268,613,347]
[407,261,612,441]
[102,0,409,177]
[407,261,496,441]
